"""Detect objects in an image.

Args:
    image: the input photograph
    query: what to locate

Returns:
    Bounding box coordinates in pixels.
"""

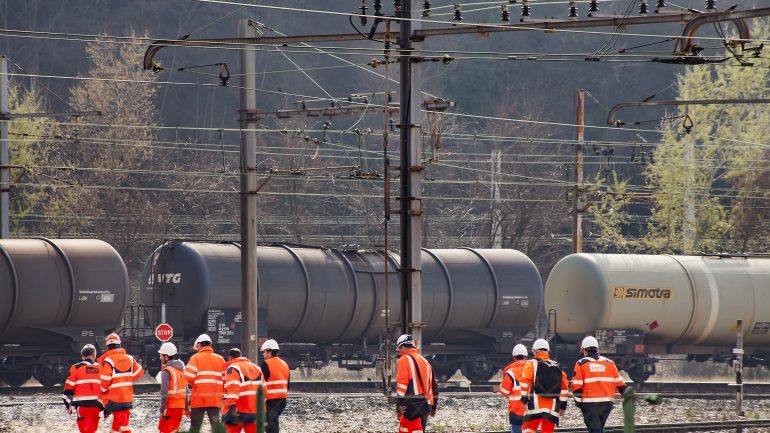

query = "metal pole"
[622,386,636,433]
[1,56,9,239]
[256,384,266,433]
[736,319,744,417]
[491,147,502,248]
[399,0,424,348]
[239,20,260,362]
[572,89,585,254]
[161,302,166,323]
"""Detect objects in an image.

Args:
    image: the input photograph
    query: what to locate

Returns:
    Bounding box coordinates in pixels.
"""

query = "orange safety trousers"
[522,418,556,433]
[110,409,131,433]
[226,422,257,433]
[158,408,185,433]
[75,406,101,433]
[398,415,424,433]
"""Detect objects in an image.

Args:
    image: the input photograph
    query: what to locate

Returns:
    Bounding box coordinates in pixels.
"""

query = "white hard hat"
[581,336,599,350]
[194,334,212,346]
[396,334,414,348]
[512,344,528,357]
[105,333,121,346]
[260,339,279,351]
[158,342,178,356]
[532,339,550,352]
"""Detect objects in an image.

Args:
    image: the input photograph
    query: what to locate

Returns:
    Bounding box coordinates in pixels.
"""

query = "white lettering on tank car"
[148,273,182,284]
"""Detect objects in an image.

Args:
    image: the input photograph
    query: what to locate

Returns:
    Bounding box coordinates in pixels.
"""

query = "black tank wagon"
[135,240,544,382]
[0,238,129,386]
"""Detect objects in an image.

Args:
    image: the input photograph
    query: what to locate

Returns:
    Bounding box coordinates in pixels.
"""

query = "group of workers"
[63,333,289,433]
[391,333,625,433]
[497,336,627,433]
[62,330,623,433]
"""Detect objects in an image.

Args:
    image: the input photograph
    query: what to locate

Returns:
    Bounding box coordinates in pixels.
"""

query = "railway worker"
[518,339,568,433]
[222,348,263,433]
[63,344,103,433]
[158,342,189,433]
[571,336,627,433]
[98,333,144,433]
[260,339,290,433]
[185,333,226,433]
[499,344,528,433]
[394,334,439,433]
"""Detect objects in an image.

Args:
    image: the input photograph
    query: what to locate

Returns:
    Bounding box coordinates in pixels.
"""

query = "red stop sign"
[155,323,173,342]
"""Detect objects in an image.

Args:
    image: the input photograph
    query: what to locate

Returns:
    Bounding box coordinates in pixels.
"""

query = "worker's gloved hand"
[184,409,191,418]
[430,404,437,417]
[67,406,74,415]
[520,396,529,405]
[103,409,111,420]
[222,407,240,426]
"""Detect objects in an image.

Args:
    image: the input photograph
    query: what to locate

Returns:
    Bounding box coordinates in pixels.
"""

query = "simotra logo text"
[148,273,182,284]
[612,287,672,300]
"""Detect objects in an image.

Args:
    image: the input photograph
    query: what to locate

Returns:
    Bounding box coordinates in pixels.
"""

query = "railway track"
[2,380,769,400]
[552,419,770,432]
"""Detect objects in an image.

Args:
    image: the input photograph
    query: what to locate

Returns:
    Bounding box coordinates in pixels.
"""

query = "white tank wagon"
[545,253,770,382]
[0,238,129,386]
[135,240,544,382]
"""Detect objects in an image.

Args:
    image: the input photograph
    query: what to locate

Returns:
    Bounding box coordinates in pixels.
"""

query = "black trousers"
[266,398,287,433]
[580,402,613,433]
[189,407,222,433]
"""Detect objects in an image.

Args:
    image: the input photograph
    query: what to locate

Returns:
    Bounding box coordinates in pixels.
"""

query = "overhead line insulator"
[453,4,462,21]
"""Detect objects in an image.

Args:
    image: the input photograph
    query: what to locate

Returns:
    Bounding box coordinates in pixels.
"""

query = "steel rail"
[552,419,770,433]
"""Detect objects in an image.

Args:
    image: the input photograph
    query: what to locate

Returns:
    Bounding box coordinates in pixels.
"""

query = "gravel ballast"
[1,392,769,433]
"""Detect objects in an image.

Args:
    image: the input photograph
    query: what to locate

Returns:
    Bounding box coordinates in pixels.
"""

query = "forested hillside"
[2,0,767,280]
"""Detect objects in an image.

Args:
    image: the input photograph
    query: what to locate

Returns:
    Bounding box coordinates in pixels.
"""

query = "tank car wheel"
[1,358,33,387]
[460,355,497,383]
[627,367,651,385]
[432,366,459,381]
[2,371,31,387]
[33,360,69,387]
[148,367,161,379]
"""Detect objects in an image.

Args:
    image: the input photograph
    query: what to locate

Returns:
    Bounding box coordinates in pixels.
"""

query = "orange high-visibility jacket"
[224,357,263,414]
[262,357,289,400]
[395,348,436,406]
[571,354,626,404]
[162,363,188,411]
[518,352,568,424]
[184,346,225,408]
[98,348,144,412]
[63,360,103,409]
[499,359,527,416]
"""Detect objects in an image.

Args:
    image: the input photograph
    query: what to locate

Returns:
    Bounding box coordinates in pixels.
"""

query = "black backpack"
[533,358,563,397]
